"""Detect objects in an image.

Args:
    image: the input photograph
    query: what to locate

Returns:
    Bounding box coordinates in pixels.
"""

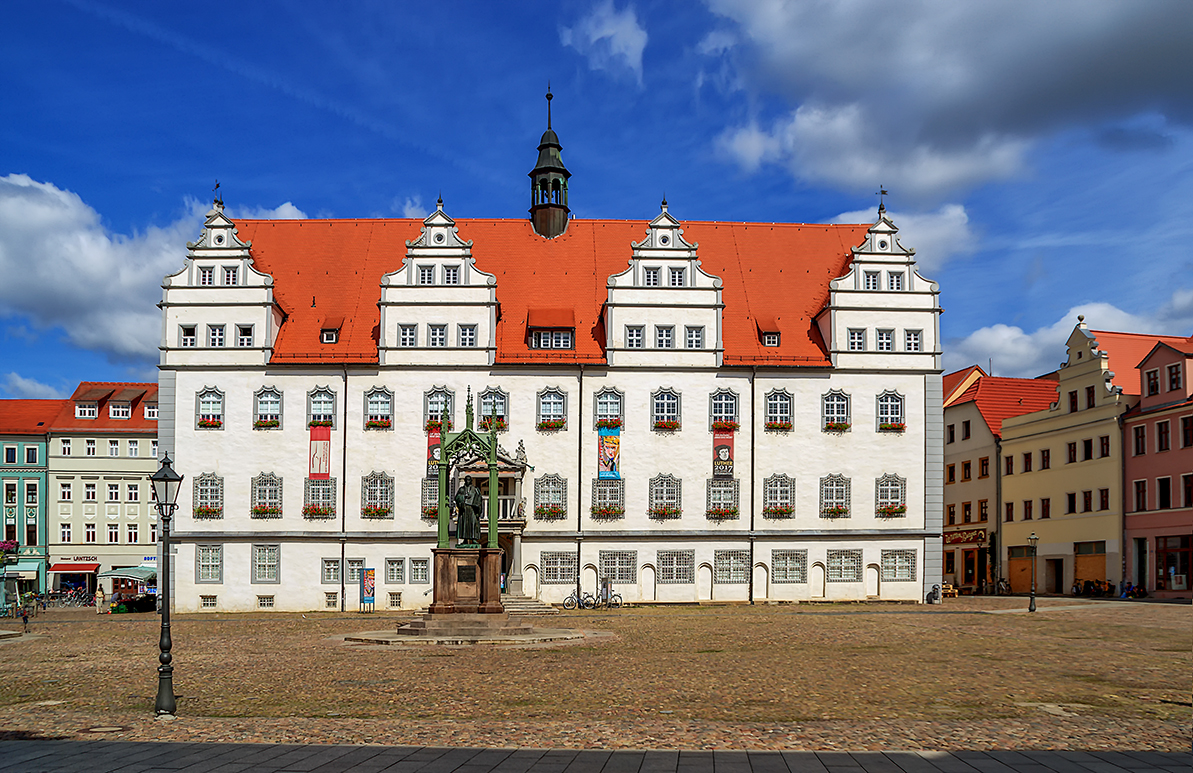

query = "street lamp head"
[1028,532,1038,546]
[151,453,184,508]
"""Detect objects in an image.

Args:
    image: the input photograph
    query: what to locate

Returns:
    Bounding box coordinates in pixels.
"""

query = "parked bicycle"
[562,588,596,610]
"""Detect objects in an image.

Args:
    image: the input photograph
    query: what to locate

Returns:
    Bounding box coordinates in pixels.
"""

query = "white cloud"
[2,372,66,399]
[231,202,307,220]
[831,203,973,273]
[560,1,648,86]
[397,196,428,219]
[0,174,304,365]
[945,298,1193,378]
[704,0,1193,201]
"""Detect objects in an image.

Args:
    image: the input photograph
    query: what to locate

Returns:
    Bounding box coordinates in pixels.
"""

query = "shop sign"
[944,529,986,545]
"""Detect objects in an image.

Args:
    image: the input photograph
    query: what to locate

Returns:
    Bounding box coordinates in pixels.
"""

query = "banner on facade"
[713,429,734,478]
[597,427,621,480]
[361,568,375,604]
[308,425,331,480]
[427,429,442,478]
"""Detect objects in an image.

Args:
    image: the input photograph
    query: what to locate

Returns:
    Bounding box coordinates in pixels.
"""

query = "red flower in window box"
[251,504,282,517]
[0,539,20,558]
[589,504,625,519]
[197,418,222,429]
[762,504,794,517]
[361,504,392,518]
[706,506,739,519]
[764,420,793,432]
[308,420,333,428]
[302,504,335,518]
[653,420,680,432]
[424,418,453,433]
[595,417,622,429]
[534,504,567,519]
[253,419,279,429]
[823,422,851,432]
[648,504,682,519]
[879,422,906,432]
[421,505,438,519]
[536,419,566,432]
[822,506,849,518]
[711,420,739,432]
[365,419,392,430]
[480,416,507,432]
[876,504,907,517]
[193,505,222,519]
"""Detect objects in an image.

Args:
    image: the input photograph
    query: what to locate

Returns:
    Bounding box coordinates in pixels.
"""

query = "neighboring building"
[159,108,944,613]
[1123,336,1193,599]
[1000,319,1187,594]
[942,370,1057,593]
[0,400,63,598]
[41,383,162,595]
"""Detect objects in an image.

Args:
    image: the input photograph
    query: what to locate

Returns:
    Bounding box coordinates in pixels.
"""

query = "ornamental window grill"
[196,545,222,583]
[252,544,280,583]
[599,550,637,583]
[537,388,566,427]
[480,388,508,430]
[424,388,454,426]
[705,479,739,519]
[771,550,808,584]
[881,549,917,581]
[385,558,405,584]
[410,558,430,583]
[657,549,695,584]
[198,389,223,426]
[308,388,336,427]
[322,558,341,583]
[713,550,750,584]
[365,389,393,428]
[709,390,738,429]
[591,479,625,519]
[827,549,863,582]
[875,474,907,516]
[652,389,680,429]
[820,475,851,518]
[534,474,567,519]
[765,391,792,428]
[361,472,394,518]
[194,473,223,518]
[594,388,624,429]
[541,551,578,584]
[254,388,281,428]
[303,478,337,519]
[762,474,795,517]
[876,391,905,428]
[648,474,682,518]
[822,391,850,429]
[250,473,283,518]
[420,478,438,519]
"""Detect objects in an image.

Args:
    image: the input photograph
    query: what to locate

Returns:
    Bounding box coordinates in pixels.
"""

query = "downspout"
[577,364,585,600]
[341,364,349,612]
[994,436,1002,589]
[749,366,757,604]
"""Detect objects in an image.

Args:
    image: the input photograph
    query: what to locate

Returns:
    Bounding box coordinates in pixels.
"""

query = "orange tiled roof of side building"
[0,399,69,435]
[48,382,159,432]
[951,375,1059,439]
[1088,330,1191,394]
[234,218,871,365]
[942,365,985,407]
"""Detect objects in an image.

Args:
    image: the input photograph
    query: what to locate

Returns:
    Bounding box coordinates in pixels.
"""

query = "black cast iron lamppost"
[150,454,183,716]
[1028,531,1038,613]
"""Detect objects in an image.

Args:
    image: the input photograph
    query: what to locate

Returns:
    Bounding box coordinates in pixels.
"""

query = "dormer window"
[763,333,780,347]
[144,403,158,420]
[75,402,97,419]
[532,330,573,349]
[527,309,575,350]
[321,330,338,344]
[757,317,780,348]
[320,317,343,345]
[109,402,130,420]
[644,268,660,287]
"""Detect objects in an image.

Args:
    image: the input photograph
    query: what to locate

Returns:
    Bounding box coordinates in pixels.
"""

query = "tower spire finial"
[876,185,888,214]
[546,82,553,130]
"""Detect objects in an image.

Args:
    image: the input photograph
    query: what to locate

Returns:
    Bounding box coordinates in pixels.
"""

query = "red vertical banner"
[427,429,442,478]
[712,429,734,478]
[309,425,331,479]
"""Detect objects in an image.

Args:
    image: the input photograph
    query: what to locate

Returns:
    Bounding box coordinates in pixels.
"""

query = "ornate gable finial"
[546,83,553,129]
[876,185,887,214]
[465,387,474,431]
[661,194,668,212]
[213,179,223,210]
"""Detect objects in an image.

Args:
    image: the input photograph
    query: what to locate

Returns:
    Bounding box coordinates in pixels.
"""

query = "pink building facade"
[1123,337,1193,600]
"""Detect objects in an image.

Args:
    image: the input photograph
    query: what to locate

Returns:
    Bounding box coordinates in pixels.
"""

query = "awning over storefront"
[1,560,42,580]
[98,566,156,582]
[49,563,101,574]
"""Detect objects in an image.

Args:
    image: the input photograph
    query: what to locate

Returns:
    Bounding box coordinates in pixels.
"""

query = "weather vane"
[876,185,888,210]
[213,179,223,208]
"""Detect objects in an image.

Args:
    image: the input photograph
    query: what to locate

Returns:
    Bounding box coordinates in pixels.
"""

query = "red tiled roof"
[234,218,871,366]
[1088,330,1190,394]
[942,365,985,407]
[950,376,1058,438]
[48,382,159,433]
[1135,335,1193,368]
[0,400,68,435]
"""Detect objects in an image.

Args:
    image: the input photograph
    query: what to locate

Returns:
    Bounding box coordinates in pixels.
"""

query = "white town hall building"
[158,112,944,612]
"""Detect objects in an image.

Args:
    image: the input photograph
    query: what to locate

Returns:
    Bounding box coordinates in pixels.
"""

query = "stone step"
[500,594,560,615]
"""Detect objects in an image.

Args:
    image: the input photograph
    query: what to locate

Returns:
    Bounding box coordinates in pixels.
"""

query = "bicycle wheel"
[608,594,623,609]
[581,594,597,610]
[563,595,578,610]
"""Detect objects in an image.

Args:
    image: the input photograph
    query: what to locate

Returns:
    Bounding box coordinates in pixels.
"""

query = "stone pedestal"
[428,547,504,615]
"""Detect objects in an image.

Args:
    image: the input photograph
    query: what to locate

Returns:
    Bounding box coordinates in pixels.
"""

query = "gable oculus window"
[480,387,508,432]
[196,388,224,429]
[536,388,567,431]
[822,390,851,431]
[765,390,793,431]
[254,387,282,429]
[364,388,393,430]
[651,388,681,431]
[424,388,454,432]
[307,388,336,428]
[594,387,624,430]
[876,391,905,431]
[709,390,739,431]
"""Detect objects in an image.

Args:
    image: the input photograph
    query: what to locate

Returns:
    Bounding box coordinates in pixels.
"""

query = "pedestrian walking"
[96,586,106,614]
[21,608,28,633]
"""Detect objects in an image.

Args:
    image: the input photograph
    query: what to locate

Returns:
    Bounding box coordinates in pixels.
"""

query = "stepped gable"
[1088,330,1191,394]
[234,217,869,366]
[951,376,1059,438]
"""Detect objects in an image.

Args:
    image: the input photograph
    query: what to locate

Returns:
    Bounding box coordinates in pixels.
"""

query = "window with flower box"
[307,388,336,428]
[421,478,438,520]
[193,473,223,519]
[875,474,907,517]
[534,474,567,519]
[657,550,695,584]
[713,550,749,584]
[876,392,905,432]
[772,550,808,584]
[361,472,394,518]
[709,390,739,431]
[822,391,850,432]
[706,479,739,519]
[594,388,624,430]
[599,550,637,583]
[254,388,282,429]
[652,389,680,431]
[541,551,577,584]
[881,549,917,581]
[196,388,224,429]
[364,388,393,430]
[765,391,793,431]
[762,474,795,518]
[591,479,625,519]
[648,474,682,519]
[424,388,454,432]
[536,388,566,431]
[820,474,850,518]
[303,478,336,519]
[480,388,508,432]
[251,473,283,518]
[827,549,863,582]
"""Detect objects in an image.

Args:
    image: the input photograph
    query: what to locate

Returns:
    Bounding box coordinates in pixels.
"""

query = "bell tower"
[528,87,571,238]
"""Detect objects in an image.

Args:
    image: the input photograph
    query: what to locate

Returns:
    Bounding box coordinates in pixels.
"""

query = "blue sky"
[2,0,1192,397]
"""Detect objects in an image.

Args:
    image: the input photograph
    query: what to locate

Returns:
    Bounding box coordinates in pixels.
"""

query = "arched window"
[822,391,851,431]
[875,474,907,517]
[762,474,794,517]
[424,387,454,431]
[706,479,739,519]
[591,479,625,519]
[594,387,624,429]
[193,473,223,518]
[361,472,394,518]
[303,477,337,519]
[365,388,393,430]
[196,388,223,430]
[534,474,567,519]
[765,391,793,431]
[251,473,283,518]
[254,388,281,429]
[480,387,508,432]
[877,391,905,431]
[648,474,682,518]
[820,474,850,518]
[308,387,336,428]
[652,389,681,431]
[537,388,567,431]
[709,390,739,430]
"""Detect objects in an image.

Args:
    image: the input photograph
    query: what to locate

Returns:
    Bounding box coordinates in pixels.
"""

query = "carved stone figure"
[454,477,484,546]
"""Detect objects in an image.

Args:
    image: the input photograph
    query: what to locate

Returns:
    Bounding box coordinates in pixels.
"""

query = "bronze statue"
[454,477,483,547]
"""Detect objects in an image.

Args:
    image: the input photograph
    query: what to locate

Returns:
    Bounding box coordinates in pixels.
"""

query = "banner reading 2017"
[597,427,621,480]
[712,429,734,479]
